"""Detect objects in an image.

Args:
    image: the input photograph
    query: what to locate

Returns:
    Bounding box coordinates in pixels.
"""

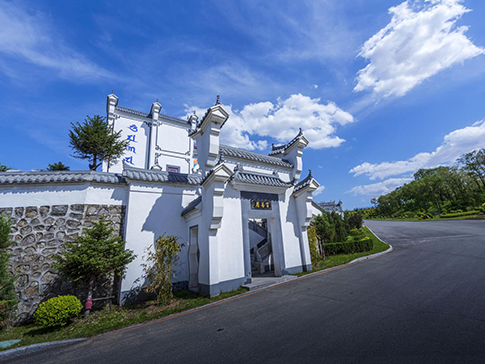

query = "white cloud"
[348,177,413,197]
[313,185,325,196]
[0,3,114,81]
[185,94,354,151]
[354,0,484,97]
[350,120,485,180]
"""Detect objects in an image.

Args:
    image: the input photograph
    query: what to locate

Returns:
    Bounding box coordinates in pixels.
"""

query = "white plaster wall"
[310,203,323,218]
[121,183,197,294]
[278,190,304,270]
[215,186,245,283]
[193,131,211,174]
[104,114,149,173]
[196,189,212,286]
[153,123,192,173]
[0,183,126,208]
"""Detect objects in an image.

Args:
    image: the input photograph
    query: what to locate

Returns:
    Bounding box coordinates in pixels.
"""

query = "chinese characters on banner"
[251,200,272,210]
[125,124,138,165]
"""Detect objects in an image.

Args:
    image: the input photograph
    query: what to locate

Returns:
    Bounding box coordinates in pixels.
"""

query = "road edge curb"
[348,225,393,264]
[0,338,86,362]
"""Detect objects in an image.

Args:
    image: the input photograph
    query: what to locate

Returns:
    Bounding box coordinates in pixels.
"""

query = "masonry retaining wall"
[0,204,125,323]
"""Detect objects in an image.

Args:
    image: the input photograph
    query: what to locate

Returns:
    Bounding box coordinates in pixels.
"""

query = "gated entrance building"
[0,93,322,309]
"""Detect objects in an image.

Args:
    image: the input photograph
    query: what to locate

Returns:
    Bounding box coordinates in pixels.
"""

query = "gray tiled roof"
[0,171,124,185]
[269,128,303,156]
[188,108,211,137]
[181,195,202,216]
[220,145,293,169]
[115,106,189,126]
[293,169,314,193]
[230,169,292,188]
[122,164,202,184]
[159,113,190,126]
[115,106,149,119]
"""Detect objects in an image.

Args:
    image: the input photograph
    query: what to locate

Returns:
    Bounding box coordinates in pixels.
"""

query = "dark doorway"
[248,218,274,277]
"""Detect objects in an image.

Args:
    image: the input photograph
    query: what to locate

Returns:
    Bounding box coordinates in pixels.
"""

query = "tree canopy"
[69,115,129,171]
[363,148,485,218]
[46,162,70,171]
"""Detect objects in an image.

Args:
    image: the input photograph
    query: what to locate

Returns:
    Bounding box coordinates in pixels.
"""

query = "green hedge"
[439,210,479,218]
[323,237,373,256]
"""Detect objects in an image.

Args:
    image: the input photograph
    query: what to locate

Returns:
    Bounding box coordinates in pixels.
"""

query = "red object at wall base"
[85,299,93,310]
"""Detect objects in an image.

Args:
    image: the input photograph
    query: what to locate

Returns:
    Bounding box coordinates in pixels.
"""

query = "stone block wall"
[0,204,125,322]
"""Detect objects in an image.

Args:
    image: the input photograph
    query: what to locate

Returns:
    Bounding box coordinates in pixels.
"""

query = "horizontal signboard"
[251,200,272,210]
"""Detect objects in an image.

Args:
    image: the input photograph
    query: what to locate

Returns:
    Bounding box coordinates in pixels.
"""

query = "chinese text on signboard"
[251,200,271,210]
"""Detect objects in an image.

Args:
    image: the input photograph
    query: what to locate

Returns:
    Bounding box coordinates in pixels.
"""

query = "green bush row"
[323,237,373,256]
[439,210,480,218]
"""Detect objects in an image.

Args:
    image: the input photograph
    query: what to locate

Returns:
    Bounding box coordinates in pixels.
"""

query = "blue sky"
[1,0,485,209]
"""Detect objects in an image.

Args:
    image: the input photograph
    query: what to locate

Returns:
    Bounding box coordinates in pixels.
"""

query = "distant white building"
[0,93,322,309]
[312,200,344,217]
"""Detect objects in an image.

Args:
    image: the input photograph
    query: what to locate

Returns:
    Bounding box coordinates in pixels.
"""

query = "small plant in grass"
[52,218,136,317]
[142,234,183,305]
[34,295,82,327]
[0,214,16,329]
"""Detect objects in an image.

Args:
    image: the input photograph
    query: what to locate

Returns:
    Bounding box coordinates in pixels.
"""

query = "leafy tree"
[52,218,135,316]
[457,149,485,191]
[346,212,363,230]
[0,214,16,328]
[0,164,10,172]
[366,149,485,218]
[69,115,129,171]
[314,212,335,244]
[142,234,182,305]
[46,162,70,171]
[331,212,348,242]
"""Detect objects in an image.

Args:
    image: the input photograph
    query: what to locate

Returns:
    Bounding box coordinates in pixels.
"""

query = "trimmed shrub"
[34,295,82,327]
[349,229,365,238]
[323,237,373,256]
[439,210,479,218]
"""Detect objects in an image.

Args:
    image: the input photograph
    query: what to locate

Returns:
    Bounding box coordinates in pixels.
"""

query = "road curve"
[6,220,485,364]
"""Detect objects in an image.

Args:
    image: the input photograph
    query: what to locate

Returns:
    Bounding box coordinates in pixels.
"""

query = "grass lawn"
[295,226,390,277]
[0,288,246,351]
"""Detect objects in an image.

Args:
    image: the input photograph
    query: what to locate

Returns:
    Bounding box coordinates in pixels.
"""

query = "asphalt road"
[7,220,485,363]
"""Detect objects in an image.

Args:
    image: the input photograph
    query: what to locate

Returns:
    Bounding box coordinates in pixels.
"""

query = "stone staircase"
[249,220,273,275]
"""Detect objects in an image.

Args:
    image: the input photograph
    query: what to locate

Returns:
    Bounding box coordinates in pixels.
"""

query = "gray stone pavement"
[5,219,485,363]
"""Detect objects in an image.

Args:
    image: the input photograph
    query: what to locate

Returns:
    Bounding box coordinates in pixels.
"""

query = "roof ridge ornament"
[215,95,221,105]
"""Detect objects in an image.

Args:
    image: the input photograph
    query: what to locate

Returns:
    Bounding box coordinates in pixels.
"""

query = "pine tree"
[0,214,16,328]
[52,218,135,316]
[69,115,129,171]
[46,162,70,171]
